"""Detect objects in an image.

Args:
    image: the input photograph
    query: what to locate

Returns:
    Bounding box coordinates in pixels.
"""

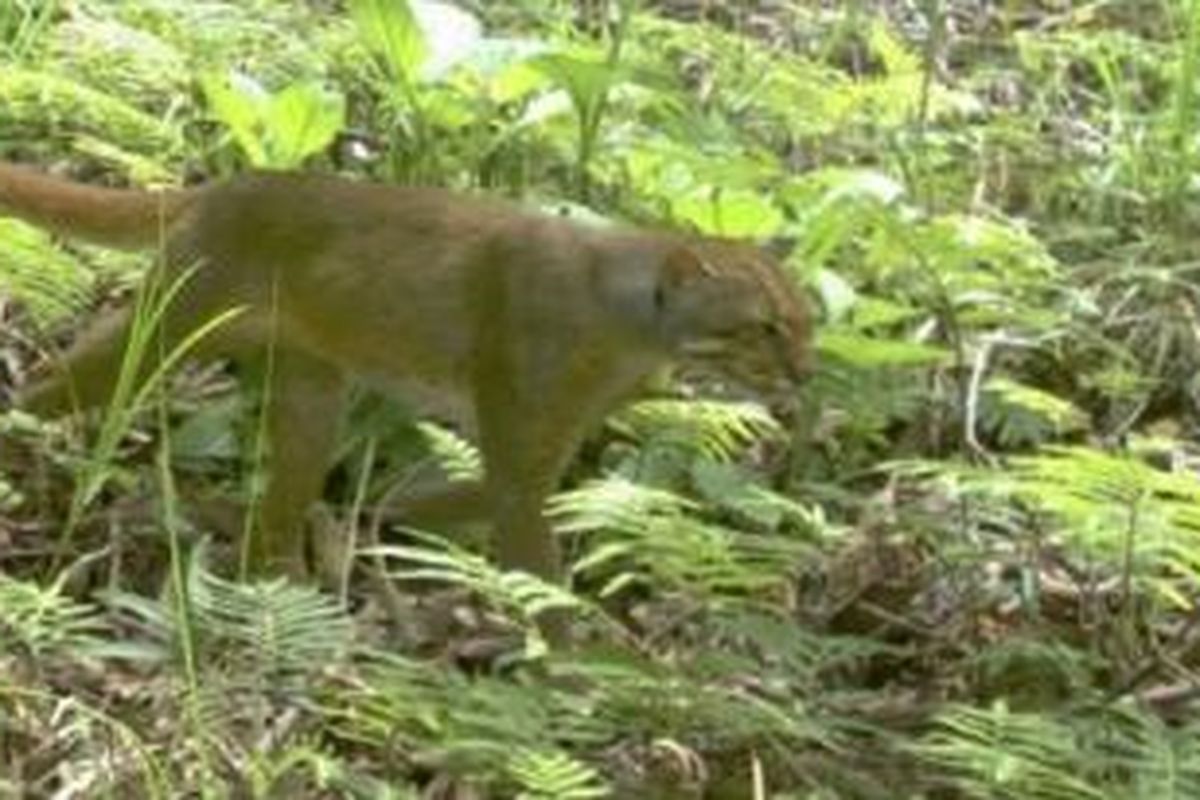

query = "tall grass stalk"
[56,264,243,565]
[0,0,55,61]
[153,382,224,791]
[575,0,635,201]
[1169,0,1200,216]
[340,436,378,606]
[238,274,280,580]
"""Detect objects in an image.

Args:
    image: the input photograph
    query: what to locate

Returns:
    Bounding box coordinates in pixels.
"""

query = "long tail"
[0,163,196,250]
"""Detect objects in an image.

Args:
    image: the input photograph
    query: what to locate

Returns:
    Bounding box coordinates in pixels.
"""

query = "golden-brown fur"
[1,163,813,585]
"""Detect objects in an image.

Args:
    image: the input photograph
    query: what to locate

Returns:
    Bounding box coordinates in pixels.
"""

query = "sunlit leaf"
[202,71,269,165]
[819,331,951,367]
[351,0,428,82]
[672,187,784,237]
[265,81,346,168]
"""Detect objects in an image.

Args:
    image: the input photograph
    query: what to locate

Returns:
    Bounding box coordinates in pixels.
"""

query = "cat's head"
[655,238,815,396]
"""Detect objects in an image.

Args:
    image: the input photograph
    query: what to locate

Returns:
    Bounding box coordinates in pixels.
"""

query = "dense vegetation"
[3,0,1200,797]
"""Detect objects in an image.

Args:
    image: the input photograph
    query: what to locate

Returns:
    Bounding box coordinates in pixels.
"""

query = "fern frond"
[924,444,1200,607]
[336,651,608,778]
[188,566,354,686]
[552,477,697,532]
[913,702,1106,800]
[980,378,1088,447]
[0,66,181,154]
[707,605,894,685]
[0,574,107,658]
[49,15,190,103]
[1097,708,1200,799]
[0,219,97,328]
[553,478,808,599]
[508,749,609,799]
[552,651,821,750]
[369,532,588,629]
[416,421,483,482]
[105,562,353,683]
[690,459,839,535]
[611,399,782,462]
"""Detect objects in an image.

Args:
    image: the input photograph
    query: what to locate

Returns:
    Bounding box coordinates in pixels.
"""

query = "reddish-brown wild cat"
[0,163,813,587]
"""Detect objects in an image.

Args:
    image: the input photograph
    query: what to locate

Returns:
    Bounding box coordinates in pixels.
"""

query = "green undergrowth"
[3,1,1200,797]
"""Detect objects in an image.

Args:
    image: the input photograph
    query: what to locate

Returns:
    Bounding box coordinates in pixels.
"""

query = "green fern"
[920,702,1200,799]
[1091,706,1200,799]
[549,650,822,751]
[102,0,352,83]
[244,740,417,799]
[336,651,611,780]
[47,14,191,105]
[913,702,1106,800]
[339,645,822,793]
[0,219,97,327]
[1004,445,1200,605]
[611,398,781,463]
[369,532,587,640]
[106,562,353,686]
[689,459,837,534]
[0,66,181,154]
[706,605,894,688]
[980,378,1088,448]
[188,565,354,686]
[0,574,107,658]
[0,0,56,59]
[416,420,483,482]
[920,444,1200,609]
[508,749,609,799]
[554,478,809,599]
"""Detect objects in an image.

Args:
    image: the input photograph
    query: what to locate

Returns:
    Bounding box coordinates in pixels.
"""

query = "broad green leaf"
[265,82,346,168]
[849,296,925,329]
[204,73,345,168]
[531,51,621,119]
[819,331,952,367]
[202,71,269,165]
[457,38,551,102]
[351,0,428,82]
[672,188,784,237]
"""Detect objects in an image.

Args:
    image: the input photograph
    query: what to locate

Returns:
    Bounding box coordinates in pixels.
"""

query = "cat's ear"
[654,245,753,343]
[654,245,718,311]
